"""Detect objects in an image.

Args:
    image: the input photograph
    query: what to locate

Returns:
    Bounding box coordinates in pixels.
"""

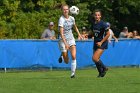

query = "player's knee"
[64,59,69,64]
[92,56,98,62]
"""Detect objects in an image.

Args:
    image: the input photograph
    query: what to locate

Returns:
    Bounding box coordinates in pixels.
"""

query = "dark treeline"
[0,0,139,39]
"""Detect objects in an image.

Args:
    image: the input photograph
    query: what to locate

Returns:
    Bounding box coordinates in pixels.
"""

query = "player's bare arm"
[60,26,70,49]
[97,30,110,47]
[73,24,83,39]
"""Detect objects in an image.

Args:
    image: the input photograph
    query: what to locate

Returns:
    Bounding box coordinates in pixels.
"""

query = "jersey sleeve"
[71,16,75,24]
[110,29,114,35]
[103,22,109,32]
[58,17,64,27]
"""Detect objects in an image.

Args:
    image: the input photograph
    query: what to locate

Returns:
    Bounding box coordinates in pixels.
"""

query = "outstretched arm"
[73,24,83,39]
[112,35,118,42]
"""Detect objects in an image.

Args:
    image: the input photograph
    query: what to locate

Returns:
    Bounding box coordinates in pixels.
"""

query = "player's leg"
[92,49,105,77]
[58,53,63,63]
[70,45,76,78]
[99,59,108,72]
[62,51,69,64]
[100,41,109,72]
[58,40,69,64]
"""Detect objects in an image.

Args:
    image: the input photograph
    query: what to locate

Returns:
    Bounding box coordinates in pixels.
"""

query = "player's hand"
[65,44,70,50]
[115,39,118,42]
[96,42,102,47]
[79,34,84,40]
[108,40,111,43]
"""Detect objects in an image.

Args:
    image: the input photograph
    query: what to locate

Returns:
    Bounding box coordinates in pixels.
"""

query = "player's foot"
[100,67,108,77]
[97,74,102,78]
[100,72,106,77]
[71,75,75,78]
[71,73,75,78]
[58,56,62,63]
[104,67,108,72]
[97,73,103,78]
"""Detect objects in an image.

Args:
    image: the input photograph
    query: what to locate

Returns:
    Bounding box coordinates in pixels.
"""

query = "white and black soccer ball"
[69,6,79,15]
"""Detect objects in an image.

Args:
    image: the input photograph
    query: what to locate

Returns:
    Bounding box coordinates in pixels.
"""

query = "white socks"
[61,56,64,61]
[71,59,77,76]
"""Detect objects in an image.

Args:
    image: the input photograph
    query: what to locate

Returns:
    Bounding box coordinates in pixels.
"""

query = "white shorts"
[58,39,76,52]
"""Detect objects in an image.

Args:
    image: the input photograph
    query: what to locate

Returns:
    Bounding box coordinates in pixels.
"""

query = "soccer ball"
[69,6,79,15]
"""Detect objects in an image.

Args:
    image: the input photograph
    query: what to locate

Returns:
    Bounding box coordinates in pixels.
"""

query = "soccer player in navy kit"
[92,9,110,77]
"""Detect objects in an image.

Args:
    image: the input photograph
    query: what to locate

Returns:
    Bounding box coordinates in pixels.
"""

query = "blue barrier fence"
[0,39,140,68]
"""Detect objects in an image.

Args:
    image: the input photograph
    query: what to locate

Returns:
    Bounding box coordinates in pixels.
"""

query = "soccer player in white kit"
[58,4,82,78]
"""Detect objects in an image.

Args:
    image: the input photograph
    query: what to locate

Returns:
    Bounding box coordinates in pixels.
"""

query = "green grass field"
[0,68,140,93]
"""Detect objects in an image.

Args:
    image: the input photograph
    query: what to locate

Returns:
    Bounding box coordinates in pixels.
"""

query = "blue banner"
[0,39,140,68]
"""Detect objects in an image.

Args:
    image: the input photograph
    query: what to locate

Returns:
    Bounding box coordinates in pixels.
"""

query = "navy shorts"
[93,41,108,51]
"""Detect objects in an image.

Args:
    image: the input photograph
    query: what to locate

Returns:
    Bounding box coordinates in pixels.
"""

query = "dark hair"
[93,9,102,15]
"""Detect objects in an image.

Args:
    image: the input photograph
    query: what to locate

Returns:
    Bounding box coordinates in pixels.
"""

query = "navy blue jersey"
[92,20,109,42]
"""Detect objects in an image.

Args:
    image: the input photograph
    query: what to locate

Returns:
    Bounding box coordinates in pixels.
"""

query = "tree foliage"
[0,0,139,39]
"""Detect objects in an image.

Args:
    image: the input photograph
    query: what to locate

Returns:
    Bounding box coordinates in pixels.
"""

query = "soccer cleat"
[97,74,102,78]
[104,67,109,72]
[71,72,75,78]
[70,75,75,78]
[100,67,108,77]
[100,72,106,77]
[97,73,103,78]
[97,73,105,78]
[58,56,62,63]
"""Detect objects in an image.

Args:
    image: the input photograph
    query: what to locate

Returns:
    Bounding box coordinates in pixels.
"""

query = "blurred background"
[0,0,139,39]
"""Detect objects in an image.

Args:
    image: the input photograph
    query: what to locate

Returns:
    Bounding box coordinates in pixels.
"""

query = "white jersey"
[108,29,114,40]
[58,15,75,41]
[58,15,76,52]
